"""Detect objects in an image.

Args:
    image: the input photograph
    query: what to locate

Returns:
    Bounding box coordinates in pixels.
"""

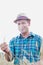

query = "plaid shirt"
[9,32,42,65]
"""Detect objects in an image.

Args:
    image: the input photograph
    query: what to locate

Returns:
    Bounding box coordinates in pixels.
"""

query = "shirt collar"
[20,32,35,39]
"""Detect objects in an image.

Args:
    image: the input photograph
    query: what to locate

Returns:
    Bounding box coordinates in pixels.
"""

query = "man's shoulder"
[9,35,20,46]
[10,35,20,42]
[13,35,20,40]
[31,32,42,40]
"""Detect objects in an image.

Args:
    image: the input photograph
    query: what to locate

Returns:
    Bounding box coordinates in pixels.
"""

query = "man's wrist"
[5,51,13,61]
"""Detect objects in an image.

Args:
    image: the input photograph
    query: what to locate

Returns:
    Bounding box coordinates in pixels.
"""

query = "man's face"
[17,20,30,34]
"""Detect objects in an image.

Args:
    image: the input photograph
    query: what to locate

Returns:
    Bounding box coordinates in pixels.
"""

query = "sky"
[0,0,43,44]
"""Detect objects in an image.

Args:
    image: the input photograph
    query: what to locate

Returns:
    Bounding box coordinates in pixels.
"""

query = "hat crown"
[17,13,29,20]
[14,13,31,23]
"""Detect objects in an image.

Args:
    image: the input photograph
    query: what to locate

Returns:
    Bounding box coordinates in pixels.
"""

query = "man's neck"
[21,31,30,38]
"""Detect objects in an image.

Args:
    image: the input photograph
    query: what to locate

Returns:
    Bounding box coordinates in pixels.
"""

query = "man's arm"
[0,42,13,62]
[4,51,13,61]
[40,38,43,60]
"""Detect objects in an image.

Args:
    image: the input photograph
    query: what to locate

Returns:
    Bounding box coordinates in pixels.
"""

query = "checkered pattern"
[9,32,42,65]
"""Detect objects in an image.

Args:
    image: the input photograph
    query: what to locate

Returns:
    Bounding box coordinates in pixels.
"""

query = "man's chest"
[15,38,40,54]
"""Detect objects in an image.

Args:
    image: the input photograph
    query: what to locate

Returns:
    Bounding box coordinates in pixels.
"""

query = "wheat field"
[0,52,14,65]
[0,52,43,65]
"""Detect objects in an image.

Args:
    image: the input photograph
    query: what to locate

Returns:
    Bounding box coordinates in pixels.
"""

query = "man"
[0,13,43,65]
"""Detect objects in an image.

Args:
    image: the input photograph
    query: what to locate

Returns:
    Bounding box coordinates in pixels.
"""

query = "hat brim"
[14,19,31,23]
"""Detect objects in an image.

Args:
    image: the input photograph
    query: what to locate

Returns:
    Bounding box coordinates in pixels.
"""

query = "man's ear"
[28,21,31,26]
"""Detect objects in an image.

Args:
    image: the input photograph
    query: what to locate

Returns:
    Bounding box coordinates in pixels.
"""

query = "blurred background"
[0,0,43,45]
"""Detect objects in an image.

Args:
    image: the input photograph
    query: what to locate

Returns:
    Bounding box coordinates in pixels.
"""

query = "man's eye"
[18,23,20,25]
[22,22,25,24]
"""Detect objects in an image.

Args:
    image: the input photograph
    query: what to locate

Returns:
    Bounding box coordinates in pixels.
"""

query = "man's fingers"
[1,45,8,50]
[0,42,9,52]
[0,42,8,48]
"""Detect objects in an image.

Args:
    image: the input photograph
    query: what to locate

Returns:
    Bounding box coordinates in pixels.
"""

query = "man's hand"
[0,42,10,54]
[0,42,13,61]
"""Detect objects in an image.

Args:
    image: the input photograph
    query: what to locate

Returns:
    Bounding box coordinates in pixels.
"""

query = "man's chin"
[21,31,27,34]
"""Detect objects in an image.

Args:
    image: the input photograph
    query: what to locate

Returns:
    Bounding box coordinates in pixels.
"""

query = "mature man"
[0,13,43,65]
